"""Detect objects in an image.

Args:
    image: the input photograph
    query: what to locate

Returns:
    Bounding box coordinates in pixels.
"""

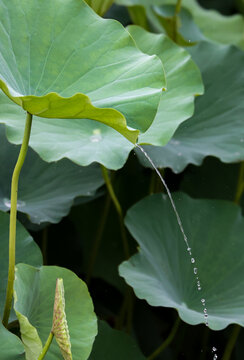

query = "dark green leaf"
[120,192,244,330]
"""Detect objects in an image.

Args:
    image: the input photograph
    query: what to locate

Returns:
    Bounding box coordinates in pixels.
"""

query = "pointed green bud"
[52,278,72,360]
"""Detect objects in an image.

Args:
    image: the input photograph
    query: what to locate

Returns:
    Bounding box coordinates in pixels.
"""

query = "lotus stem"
[2,112,33,327]
[101,166,130,259]
[37,332,54,360]
[222,325,241,360]
[234,161,244,204]
[147,316,180,360]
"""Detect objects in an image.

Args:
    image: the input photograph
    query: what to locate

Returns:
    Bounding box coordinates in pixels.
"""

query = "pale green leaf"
[0,0,165,143]
[14,264,97,360]
[127,26,203,146]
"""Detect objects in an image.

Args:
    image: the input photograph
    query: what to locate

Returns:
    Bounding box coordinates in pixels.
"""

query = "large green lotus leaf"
[127,26,203,145]
[0,211,42,320]
[0,125,104,224]
[89,320,145,359]
[14,264,97,360]
[119,192,244,330]
[0,0,166,143]
[136,41,244,173]
[0,322,25,360]
[85,0,114,15]
[0,93,134,170]
[116,0,244,49]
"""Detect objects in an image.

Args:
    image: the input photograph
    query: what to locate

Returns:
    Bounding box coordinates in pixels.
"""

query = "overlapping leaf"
[116,0,244,49]
[85,0,114,15]
[0,0,165,143]
[120,193,244,330]
[128,26,203,145]
[0,211,42,320]
[0,322,25,360]
[136,41,244,173]
[0,93,135,170]
[0,125,104,224]
[14,264,97,360]
[89,321,146,359]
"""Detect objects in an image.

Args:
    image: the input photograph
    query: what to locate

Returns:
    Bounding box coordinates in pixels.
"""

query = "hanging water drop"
[191,258,195,263]
[201,298,205,305]
[193,267,198,274]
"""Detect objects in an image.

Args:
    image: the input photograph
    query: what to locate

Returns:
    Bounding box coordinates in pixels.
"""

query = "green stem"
[234,162,244,204]
[37,332,54,360]
[147,317,180,360]
[101,166,130,259]
[172,0,182,42]
[2,112,33,327]
[86,194,111,283]
[222,325,241,360]
[175,0,182,14]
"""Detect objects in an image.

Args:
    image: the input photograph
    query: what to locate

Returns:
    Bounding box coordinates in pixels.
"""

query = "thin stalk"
[147,317,180,360]
[86,194,111,283]
[172,0,182,42]
[222,325,241,360]
[37,332,54,360]
[101,166,130,259]
[175,0,182,14]
[2,112,33,327]
[234,162,244,204]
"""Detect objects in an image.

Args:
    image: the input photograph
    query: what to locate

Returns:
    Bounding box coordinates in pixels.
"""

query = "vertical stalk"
[37,332,54,360]
[147,317,180,360]
[2,112,33,327]
[172,0,183,42]
[234,162,244,204]
[222,325,241,360]
[86,194,111,283]
[101,166,130,259]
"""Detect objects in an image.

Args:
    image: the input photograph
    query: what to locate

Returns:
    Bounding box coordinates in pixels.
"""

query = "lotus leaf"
[14,264,97,360]
[120,192,244,330]
[0,0,166,143]
[136,41,244,173]
[0,125,104,224]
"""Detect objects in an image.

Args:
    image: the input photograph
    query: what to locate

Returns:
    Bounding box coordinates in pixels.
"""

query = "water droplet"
[193,267,198,274]
[212,347,217,352]
[187,247,191,252]
[4,198,25,209]
[198,286,202,291]
[201,298,205,305]
[203,308,207,314]
[213,355,218,360]
[90,128,102,143]
[191,258,195,263]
